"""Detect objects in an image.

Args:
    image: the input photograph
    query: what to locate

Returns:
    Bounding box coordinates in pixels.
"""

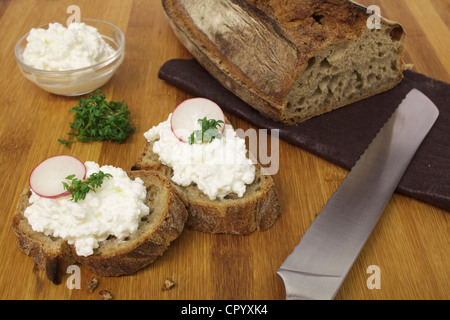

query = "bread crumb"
[99,290,113,300]
[85,277,99,293]
[162,278,175,291]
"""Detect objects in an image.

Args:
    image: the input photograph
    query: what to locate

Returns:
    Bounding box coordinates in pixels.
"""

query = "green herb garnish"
[188,117,224,145]
[62,171,112,202]
[58,90,135,148]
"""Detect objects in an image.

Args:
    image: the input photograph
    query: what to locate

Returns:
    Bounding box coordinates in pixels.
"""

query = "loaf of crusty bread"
[11,170,188,283]
[162,0,407,124]
[12,187,75,284]
[132,140,281,235]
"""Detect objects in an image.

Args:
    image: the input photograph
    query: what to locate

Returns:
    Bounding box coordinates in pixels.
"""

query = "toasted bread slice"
[132,140,281,235]
[12,170,188,283]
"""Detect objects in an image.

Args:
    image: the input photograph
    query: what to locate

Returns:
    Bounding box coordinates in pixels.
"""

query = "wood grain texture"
[0,0,448,300]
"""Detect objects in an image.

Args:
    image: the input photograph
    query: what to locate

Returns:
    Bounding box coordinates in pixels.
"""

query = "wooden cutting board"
[0,0,448,301]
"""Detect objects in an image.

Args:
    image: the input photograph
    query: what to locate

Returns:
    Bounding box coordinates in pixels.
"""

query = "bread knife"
[277,89,439,300]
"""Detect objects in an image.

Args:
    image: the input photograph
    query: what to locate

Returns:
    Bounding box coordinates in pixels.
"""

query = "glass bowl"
[14,18,125,96]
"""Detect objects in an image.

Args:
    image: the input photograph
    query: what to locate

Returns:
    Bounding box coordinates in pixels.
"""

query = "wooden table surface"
[0,0,448,301]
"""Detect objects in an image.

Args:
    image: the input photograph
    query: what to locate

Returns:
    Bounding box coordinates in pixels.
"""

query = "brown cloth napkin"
[158,59,449,213]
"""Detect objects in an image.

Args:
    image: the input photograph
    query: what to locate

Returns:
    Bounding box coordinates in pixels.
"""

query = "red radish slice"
[29,155,86,199]
[170,98,225,142]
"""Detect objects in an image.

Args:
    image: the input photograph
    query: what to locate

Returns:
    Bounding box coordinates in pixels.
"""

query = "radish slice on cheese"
[170,98,225,142]
[29,155,86,199]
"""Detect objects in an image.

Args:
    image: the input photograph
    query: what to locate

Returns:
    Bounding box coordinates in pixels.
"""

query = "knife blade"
[277,89,439,300]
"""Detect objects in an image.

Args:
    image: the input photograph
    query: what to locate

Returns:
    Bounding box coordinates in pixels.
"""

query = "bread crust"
[11,170,188,282]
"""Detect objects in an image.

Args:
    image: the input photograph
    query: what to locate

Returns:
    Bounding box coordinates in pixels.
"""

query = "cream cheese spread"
[144,114,255,200]
[24,162,149,257]
[22,22,116,71]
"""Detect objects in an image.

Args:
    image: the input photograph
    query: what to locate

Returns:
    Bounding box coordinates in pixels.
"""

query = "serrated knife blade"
[277,89,439,300]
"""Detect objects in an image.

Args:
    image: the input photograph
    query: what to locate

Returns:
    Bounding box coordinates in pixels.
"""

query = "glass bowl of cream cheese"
[14,18,125,96]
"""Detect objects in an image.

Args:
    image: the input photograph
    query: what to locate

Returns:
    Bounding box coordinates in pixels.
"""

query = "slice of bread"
[12,187,75,284]
[11,170,188,283]
[162,0,407,124]
[132,140,281,235]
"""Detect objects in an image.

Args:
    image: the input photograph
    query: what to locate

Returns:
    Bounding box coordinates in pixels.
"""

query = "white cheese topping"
[22,22,116,71]
[24,162,149,257]
[144,114,255,200]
